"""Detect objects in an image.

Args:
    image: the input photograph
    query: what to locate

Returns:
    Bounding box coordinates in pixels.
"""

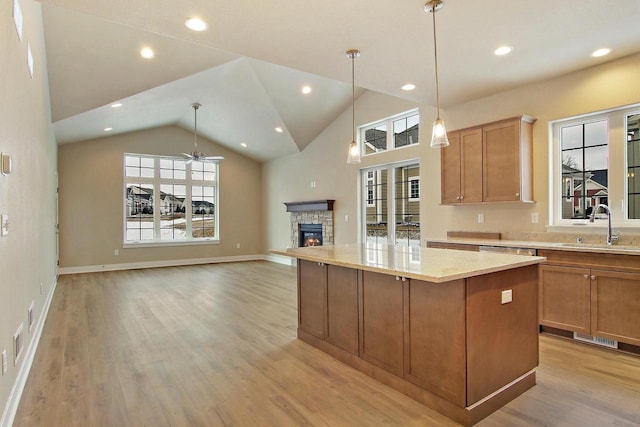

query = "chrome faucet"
[589,204,619,245]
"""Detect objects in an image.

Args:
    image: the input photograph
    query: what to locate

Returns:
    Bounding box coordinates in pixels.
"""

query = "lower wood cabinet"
[539,265,591,334]
[539,250,640,347]
[298,260,327,339]
[591,269,640,347]
[298,259,359,354]
[359,271,404,376]
[403,278,466,406]
[326,265,359,354]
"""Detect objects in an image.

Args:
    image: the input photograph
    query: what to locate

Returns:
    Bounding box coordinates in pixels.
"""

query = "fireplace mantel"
[284,200,335,212]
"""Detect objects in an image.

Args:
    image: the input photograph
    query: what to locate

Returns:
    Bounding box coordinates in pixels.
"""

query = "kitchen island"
[272,244,546,426]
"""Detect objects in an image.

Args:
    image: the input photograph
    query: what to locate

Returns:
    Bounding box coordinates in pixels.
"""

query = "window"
[361,109,419,156]
[551,104,640,226]
[124,154,220,244]
[362,161,420,246]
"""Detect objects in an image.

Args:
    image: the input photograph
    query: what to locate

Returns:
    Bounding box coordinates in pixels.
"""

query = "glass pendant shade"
[430,118,449,148]
[347,139,361,163]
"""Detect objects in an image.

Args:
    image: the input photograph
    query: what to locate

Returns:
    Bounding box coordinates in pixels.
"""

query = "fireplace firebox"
[299,224,323,247]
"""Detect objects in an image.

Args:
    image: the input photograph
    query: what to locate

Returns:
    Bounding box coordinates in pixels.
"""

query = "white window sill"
[123,239,220,249]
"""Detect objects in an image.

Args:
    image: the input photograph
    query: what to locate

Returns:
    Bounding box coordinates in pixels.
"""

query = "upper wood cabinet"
[441,128,483,204]
[440,116,536,205]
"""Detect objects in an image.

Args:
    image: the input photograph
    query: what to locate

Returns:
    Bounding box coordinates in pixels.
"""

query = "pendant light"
[425,0,449,148]
[346,49,361,164]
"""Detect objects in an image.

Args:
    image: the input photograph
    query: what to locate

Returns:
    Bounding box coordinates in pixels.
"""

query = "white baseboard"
[263,254,296,266]
[1,276,58,427]
[58,254,271,275]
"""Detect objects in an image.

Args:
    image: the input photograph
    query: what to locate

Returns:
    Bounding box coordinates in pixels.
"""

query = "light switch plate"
[501,289,513,304]
[1,153,12,175]
[1,349,7,375]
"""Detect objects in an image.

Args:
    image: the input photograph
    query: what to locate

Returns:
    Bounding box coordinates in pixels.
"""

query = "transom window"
[361,109,419,156]
[124,154,220,245]
[550,103,640,226]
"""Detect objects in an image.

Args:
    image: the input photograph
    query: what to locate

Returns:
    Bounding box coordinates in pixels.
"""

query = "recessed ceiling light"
[275,127,283,133]
[494,46,512,56]
[592,48,611,58]
[110,103,123,108]
[401,83,416,91]
[240,142,248,148]
[140,47,154,59]
[185,17,208,32]
[104,127,112,132]
[301,85,312,94]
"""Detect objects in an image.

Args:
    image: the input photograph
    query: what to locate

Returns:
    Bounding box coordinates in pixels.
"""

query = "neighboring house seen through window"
[124,154,220,244]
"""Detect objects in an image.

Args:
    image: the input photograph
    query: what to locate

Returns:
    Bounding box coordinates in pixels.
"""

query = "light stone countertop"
[271,243,546,283]
[426,238,640,255]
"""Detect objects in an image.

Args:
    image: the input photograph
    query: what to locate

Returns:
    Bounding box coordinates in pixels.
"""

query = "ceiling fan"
[182,103,224,163]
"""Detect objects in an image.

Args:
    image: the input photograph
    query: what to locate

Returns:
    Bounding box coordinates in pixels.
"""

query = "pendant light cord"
[432,8,441,120]
[352,54,356,142]
[193,104,199,152]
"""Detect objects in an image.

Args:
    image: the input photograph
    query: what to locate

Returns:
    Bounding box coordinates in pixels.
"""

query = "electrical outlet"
[501,289,513,304]
[477,213,485,224]
[28,301,35,332]
[2,350,7,375]
[114,249,119,256]
[344,214,349,222]
[236,243,241,249]
[531,212,539,224]
[13,323,24,366]
[310,181,316,188]
[40,282,43,295]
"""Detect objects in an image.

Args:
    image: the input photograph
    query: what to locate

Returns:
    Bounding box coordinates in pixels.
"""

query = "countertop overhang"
[271,244,546,283]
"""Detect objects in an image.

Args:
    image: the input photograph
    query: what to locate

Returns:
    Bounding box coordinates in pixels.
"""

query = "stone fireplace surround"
[284,200,334,248]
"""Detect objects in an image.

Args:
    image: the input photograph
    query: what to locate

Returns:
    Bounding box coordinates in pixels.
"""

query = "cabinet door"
[441,131,461,204]
[460,128,483,203]
[298,259,327,339]
[539,265,591,334]
[403,278,466,406]
[359,271,404,376]
[483,119,521,202]
[326,265,359,355]
[591,269,640,346]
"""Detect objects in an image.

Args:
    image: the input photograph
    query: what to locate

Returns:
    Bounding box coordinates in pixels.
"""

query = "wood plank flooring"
[13,261,640,426]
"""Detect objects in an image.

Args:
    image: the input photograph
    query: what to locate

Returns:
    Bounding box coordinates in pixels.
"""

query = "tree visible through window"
[124,154,219,243]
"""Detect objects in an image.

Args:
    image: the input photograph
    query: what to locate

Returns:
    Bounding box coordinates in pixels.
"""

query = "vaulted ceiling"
[40,0,640,162]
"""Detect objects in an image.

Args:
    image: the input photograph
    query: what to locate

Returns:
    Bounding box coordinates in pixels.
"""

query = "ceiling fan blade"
[203,156,224,160]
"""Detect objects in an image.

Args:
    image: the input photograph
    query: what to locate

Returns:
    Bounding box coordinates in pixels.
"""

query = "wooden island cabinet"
[278,244,546,426]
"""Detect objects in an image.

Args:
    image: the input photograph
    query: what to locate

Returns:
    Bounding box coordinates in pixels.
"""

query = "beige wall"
[263,90,431,250]
[264,53,640,250]
[0,0,58,421]
[57,126,263,268]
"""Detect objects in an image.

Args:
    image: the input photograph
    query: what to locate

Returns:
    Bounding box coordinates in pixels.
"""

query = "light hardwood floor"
[14,261,640,426]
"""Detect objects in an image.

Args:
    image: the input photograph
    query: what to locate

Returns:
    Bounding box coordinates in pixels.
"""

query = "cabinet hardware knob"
[591,275,596,280]
[402,277,407,282]
[584,275,589,279]
[515,193,520,197]
[395,276,400,281]
[460,196,464,200]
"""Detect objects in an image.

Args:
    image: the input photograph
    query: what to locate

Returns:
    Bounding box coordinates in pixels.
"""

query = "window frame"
[549,103,640,229]
[123,153,221,247]
[360,109,419,157]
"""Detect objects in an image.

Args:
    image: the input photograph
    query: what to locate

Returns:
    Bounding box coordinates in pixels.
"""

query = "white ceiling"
[40,0,640,162]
